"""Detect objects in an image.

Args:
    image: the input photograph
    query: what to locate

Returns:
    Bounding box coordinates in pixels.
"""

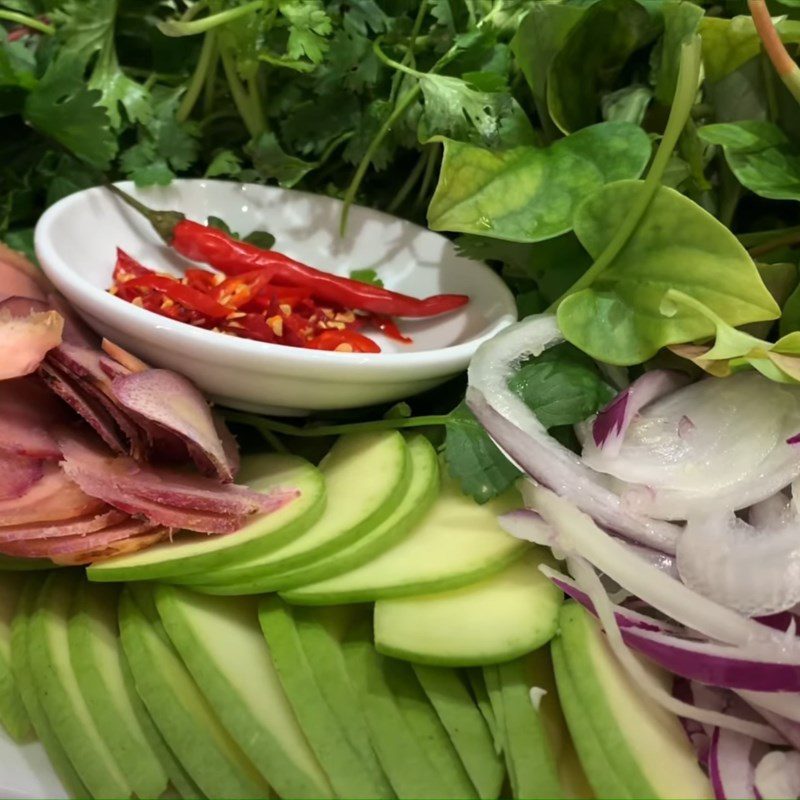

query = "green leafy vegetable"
[207,215,276,249]
[698,120,800,201]
[427,121,651,242]
[547,0,661,133]
[350,268,384,287]
[557,180,780,364]
[654,1,704,105]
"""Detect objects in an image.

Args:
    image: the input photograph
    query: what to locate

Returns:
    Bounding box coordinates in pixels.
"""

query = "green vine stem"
[225,410,451,441]
[177,30,217,122]
[0,10,55,35]
[548,35,703,311]
[749,0,800,105]
[159,0,262,37]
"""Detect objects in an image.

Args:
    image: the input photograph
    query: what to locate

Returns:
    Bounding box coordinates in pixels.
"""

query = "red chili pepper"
[212,270,273,309]
[371,315,413,344]
[122,275,232,319]
[167,220,469,318]
[114,249,154,283]
[307,330,381,353]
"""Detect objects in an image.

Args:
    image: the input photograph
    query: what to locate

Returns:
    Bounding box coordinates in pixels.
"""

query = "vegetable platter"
[7,0,800,799]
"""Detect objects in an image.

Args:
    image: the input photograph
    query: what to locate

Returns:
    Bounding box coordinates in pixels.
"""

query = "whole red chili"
[106,186,470,319]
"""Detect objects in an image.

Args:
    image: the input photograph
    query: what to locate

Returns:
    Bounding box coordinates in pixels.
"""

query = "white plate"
[35,180,516,415]
[0,730,66,799]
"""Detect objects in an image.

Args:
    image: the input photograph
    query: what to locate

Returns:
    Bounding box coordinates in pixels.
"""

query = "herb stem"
[159,0,262,37]
[177,30,217,123]
[748,226,800,258]
[749,0,800,105]
[548,36,702,311]
[225,411,451,439]
[220,47,263,138]
[180,0,208,23]
[415,142,440,210]
[0,10,55,35]
[340,83,421,235]
[390,0,429,103]
[387,151,428,213]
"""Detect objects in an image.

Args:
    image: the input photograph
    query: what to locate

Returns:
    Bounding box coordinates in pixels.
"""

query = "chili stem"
[159,0,262,36]
[224,410,451,439]
[547,36,702,312]
[0,10,54,34]
[177,30,217,122]
[749,0,800,105]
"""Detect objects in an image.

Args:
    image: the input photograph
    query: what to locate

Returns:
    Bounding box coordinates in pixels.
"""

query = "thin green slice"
[11,576,89,799]
[155,585,333,799]
[0,574,31,741]
[119,587,270,799]
[68,581,169,798]
[413,665,505,799]
[28,572,130,798]
[88,453,326,582]
[283,480,526,605]
[180,431,410,592]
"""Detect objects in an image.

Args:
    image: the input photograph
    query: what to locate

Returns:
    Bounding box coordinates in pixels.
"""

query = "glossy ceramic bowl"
[35,180,516,415]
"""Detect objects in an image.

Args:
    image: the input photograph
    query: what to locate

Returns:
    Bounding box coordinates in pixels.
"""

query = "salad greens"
[6,0,800,502]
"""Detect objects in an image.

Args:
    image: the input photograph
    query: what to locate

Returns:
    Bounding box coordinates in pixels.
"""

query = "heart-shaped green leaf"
[557,180,780,364]
[427,121,651,243]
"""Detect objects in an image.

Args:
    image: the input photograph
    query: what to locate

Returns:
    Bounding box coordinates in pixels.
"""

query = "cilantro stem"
[177,30,217,123]
[373,40,425,79]
[387,151,428,213]
[158,0,262,37]
[748,226,800,258]
[0,10,54,35]
[390,0,429,103]
[224,411,451,440]
[220,47,264,138]
[749,0,800,105]
[548,36,702,311]
[339,84,421,235]
[180,0,208,23]
[416,142,440,210]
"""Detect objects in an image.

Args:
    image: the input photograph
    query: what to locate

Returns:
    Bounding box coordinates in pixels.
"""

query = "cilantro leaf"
[279,0,333,64]
[24,55,116,170]
[246,131,319,188]
[350,268,384,287]
[204,149,243,178]
[207,215,276,250]
[445,344,615,503]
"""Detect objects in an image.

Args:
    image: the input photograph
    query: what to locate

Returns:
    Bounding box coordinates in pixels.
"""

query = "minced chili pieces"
[109,249,413,353]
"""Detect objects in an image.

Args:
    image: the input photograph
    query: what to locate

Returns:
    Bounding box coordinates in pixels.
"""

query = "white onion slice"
[678,508,800,616]
[591,369,690,456]
[709,727,759,799]
[466,314,681,552]
[583,373,800,520]
[567,556,785,744]
[755,751,800,799]
[514,484,787,648]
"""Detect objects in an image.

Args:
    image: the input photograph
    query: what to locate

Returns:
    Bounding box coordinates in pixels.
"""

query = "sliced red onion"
[756,711,800,752]
[0,299,63,380]
[754,751,800,800]
[0,453,43,502]
[543,566,800,691]
[583,372,800,520]
[0,250,47,303]
[101,338,149,373]
[749,493,793,529]
[673,679,712,765]
[512,485,784,647]
[678,509,800,616]
[0,463,105,527]
[0,378,65,460]
[39,361,128,454]
[566,554,785,744]
[466,315,681,552]
[0,518,156,558]
[709,727,760,800]
[592,370,690,456]
[46,292,99,348]
[0,509,126,543]
[111,370,234,482]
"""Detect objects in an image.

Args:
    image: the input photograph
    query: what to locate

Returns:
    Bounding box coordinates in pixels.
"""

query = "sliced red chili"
[306,330,381,353]
[123,275,232,319]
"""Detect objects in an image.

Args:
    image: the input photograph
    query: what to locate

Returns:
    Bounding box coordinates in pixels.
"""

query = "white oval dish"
[35,180,516,415]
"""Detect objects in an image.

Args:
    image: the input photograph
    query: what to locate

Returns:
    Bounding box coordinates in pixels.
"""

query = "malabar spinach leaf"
[427,121,651,242]
[557,180,780,364]
[547,0,661,133]
[698,120,800,202]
